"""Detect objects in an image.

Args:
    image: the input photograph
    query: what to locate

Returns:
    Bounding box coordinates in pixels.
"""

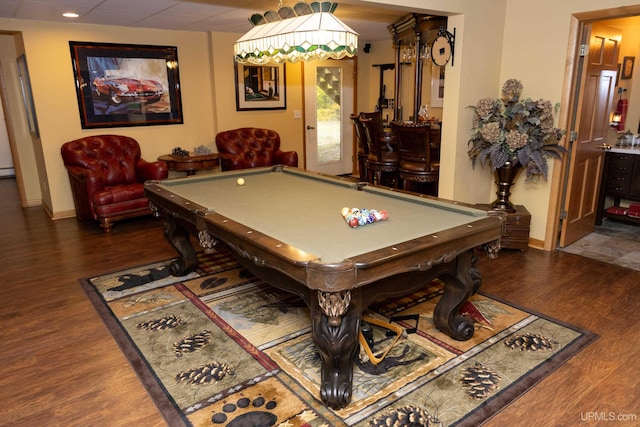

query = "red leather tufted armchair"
[60,134,168,232]
[215,127,298,171]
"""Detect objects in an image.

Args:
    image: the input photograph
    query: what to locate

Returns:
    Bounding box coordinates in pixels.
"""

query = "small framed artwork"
[621,56,635,80]
[235,62,286,111]
[16,54,39,137]
[69,41,183,129]
[430,63,445,108]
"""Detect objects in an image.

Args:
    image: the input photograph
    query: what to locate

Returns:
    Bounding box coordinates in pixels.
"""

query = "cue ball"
[236,178,245,186]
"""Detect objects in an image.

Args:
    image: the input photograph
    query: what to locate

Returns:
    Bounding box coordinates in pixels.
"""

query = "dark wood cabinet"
[596,151,640,225]
[631,157,640,199]
[477,204,531,252]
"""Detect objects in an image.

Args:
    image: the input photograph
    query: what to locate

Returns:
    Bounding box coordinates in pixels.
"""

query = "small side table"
[158,153,220,176]
[476,204,531,252]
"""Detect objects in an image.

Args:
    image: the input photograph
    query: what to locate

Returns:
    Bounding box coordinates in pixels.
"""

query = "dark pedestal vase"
[491,161,522,213]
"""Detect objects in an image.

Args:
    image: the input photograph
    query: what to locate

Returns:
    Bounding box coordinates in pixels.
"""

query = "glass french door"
[303,59,354,175]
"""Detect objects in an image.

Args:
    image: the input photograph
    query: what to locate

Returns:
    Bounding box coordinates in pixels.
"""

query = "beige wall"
[0,19,217,216]
[356,39,393,120]
[497,0,640,244]
[602,16,640,135]
[209,32,305,161]
[2,0,640,247]
[0,22,310,218]
[362,0,640,244]
[357,38,445,123]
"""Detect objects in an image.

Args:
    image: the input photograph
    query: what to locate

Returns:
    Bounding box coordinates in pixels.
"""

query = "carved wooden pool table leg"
[310,289,362,409]
[162,215,198,276]
[434,250,481,341]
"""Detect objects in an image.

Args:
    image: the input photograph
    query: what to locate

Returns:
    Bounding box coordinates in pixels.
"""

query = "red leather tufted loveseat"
[60,134,168,232]
[215,127,298,171]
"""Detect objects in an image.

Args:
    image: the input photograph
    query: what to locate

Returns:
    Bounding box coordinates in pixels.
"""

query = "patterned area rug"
[80,250,597,426]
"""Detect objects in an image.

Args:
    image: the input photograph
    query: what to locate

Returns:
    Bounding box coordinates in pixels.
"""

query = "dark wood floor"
[0,177,638,426]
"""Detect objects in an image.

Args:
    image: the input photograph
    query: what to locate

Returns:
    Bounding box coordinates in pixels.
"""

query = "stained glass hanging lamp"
[234,1,359,65]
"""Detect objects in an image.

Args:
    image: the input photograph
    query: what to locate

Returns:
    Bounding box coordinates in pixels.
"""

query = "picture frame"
[235,62,286,111]
[69,41,183,129]
[621,56,635,80]
[16,54,39,137]
[430,63,445,108]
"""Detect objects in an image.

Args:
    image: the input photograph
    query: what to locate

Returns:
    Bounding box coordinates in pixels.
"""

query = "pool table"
[144,165,502,409]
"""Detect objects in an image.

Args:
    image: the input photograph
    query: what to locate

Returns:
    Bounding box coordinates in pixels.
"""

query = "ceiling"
[0,0,421,42]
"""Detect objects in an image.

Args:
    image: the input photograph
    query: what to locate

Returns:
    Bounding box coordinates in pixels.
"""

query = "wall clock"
[431,28,456,67]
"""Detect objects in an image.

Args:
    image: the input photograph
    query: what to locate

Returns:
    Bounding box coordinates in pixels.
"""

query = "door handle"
[598,143,611,150]
[307,125,316,130]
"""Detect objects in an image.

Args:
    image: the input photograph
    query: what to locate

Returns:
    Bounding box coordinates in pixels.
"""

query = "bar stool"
[360,113,398,188]
[391,120,439,195]
[429,123,441,166]
[350,114,369,182]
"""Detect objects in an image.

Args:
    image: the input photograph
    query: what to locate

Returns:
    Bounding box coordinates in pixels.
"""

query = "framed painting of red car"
[69,41,183,129]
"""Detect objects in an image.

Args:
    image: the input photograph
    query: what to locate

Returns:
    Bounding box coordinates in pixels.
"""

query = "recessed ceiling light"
[62,12,79,18]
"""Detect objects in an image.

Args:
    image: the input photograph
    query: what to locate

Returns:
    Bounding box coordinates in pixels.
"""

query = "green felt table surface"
[156,168,488,263]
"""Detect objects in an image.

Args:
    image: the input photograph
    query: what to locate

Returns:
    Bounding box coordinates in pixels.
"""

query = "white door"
[303,60,354,175]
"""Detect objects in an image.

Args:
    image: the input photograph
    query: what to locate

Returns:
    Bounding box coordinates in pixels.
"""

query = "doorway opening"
[303,59,355,176]
[553,8,640,251]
